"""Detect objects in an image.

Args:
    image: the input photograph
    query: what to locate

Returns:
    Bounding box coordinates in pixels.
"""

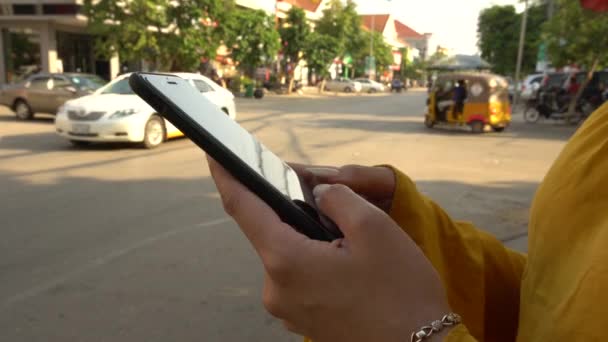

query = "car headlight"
[109,108,139,119]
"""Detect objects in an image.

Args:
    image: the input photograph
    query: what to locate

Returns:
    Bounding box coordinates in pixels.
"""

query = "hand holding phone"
[129,72,342,241]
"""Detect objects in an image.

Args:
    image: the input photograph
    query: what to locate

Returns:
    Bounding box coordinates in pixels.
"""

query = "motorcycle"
[523,88,598,124]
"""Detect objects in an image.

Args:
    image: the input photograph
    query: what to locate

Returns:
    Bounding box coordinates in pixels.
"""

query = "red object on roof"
[580,0,608,11]
[361,14,390,33]
[394,20,424,39]
[282,0,324,12]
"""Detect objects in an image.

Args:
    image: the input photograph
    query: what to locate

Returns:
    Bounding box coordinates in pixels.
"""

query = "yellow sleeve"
[388,168,526,342]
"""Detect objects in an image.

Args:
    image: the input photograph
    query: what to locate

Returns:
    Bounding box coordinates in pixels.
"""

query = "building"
[394,21,431,60]
[0,1,120,85]
[276,0,327,21]
[360,14,421,79]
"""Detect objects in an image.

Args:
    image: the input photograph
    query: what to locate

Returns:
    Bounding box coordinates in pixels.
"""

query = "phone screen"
[142,74,306,202]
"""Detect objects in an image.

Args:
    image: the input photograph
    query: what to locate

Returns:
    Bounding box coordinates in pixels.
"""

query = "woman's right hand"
[290,164,397,213]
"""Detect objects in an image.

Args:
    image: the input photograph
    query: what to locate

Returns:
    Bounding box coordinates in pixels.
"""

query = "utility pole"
[369,14,375,80]
[513,0,529,107]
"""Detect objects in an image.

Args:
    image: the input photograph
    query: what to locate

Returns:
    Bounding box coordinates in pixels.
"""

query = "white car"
[324,78,362,93]
[354,78,385,93]
[520,73,543,100]
[55,72,236,148]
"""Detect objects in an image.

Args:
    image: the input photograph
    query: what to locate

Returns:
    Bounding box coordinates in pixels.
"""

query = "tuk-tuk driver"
[452,80,467,120]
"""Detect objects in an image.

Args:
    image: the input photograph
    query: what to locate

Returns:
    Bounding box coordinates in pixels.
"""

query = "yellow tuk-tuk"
[425,72,511,133]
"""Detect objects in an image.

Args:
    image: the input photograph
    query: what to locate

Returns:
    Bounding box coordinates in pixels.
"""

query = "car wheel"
[344,87,352,93]
[70,140,92,147]
[524,107,540,123]
[14,99,34,120]
[142,115,165,149]
[369,88,377,94]
[470,120,485,134]
[491,126,505,132]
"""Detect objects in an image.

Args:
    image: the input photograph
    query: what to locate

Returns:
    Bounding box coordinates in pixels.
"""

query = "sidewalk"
[260,86,427,99]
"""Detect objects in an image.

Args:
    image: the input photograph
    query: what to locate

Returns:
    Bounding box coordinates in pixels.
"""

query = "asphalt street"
[0,91,577,341]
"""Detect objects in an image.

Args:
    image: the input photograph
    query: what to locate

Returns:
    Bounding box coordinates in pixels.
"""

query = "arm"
[388,168,526,342]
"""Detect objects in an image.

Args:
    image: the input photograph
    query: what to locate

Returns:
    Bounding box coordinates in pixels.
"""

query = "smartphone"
[129,72,343,242]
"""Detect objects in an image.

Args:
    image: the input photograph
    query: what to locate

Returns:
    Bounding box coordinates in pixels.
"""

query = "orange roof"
[394,20,423,39]
[360,14,390,33]
[282,0,324,12]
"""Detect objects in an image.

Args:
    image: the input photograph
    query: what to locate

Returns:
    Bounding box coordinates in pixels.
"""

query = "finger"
[313,184,396,250]
[206,156,306,255]
[309,165,395,198]
[288,163,335,185]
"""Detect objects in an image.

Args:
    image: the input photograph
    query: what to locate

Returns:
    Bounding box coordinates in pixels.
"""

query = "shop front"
[0,2,119,85]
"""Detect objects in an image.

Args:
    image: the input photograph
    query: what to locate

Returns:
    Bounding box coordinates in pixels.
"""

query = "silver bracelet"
[410,313,461,342]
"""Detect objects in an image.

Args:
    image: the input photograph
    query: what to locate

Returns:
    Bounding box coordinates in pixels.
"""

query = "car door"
[50,76,76,113]
[24,76,52,112]
[358,79,370,91]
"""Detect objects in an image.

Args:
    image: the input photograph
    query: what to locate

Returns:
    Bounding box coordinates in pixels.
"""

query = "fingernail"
[307,167,339,178]
[313,184,331,198]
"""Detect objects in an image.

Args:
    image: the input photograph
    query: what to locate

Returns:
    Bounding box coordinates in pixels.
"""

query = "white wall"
[236,0,276,13]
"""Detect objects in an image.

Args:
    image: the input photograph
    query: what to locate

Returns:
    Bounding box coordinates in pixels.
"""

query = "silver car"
[354,78,386,93]
[0,73,106,120]
[324,77,362,93]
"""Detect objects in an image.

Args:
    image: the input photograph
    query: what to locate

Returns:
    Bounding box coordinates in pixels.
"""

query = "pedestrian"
[207,101,608,340]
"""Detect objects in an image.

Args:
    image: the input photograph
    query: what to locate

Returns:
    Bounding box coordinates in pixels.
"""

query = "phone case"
[129,72,343,242]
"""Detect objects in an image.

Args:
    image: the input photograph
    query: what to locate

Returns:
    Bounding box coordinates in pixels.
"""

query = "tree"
[303,32,339,92]
[227,9,280,79]
[477,3,547,76]
[352,31,393,77]
[477,5,521,76]
[83,0,236,71]
[316,0,364,61]
[279,7,311,93]
[544,0,608,116]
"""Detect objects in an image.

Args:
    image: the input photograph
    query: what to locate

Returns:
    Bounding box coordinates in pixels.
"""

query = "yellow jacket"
[388,102,608,341]
[304,103,608,341]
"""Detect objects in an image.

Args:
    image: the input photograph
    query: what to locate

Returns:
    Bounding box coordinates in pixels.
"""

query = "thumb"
[313,184,396,249]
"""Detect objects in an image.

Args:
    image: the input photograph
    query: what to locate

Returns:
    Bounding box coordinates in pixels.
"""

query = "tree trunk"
[318,78,326,94]
[566,58,599,121]
[288,77,295,95]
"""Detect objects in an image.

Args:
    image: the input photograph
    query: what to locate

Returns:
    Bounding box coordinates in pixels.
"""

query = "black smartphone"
[129,72,343,242]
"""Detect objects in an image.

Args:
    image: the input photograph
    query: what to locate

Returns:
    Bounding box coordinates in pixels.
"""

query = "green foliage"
[477,3,547,76]
[477,5,520,75]
[279,7,310,64]
[543,0,608,69]
[226,9,280,77]
[303,32,339,78]
[83,0,236,71]
[316,0,363,57]
[352,30,393,75]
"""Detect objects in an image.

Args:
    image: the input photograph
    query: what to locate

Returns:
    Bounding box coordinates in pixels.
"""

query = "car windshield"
[70,75,106,90]
[99,78,134,95]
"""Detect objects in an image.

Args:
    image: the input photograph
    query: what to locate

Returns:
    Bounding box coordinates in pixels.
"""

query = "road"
[0,91,577,341]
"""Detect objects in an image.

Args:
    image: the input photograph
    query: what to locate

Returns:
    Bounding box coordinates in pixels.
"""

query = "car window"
[52,76,71,89]
[70,75,106,90]
[193,79,214,93]
[99,78,134,95]
[531,76,543,84]
[29,77,51,90]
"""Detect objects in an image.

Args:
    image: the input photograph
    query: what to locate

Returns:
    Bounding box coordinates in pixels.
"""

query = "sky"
[353,0,525,55]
